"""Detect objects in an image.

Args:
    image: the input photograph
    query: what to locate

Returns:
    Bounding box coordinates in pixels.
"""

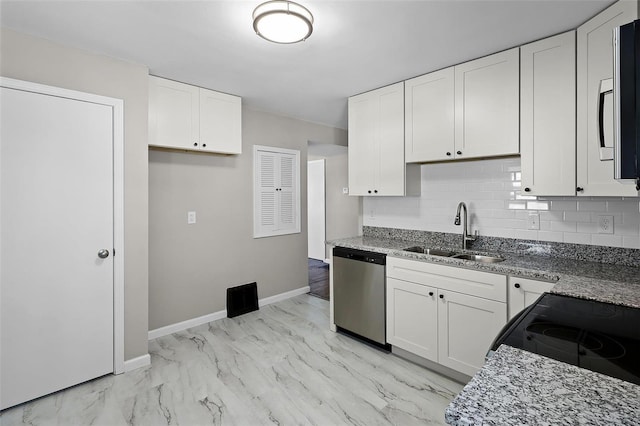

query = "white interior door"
[1,86,115,410]
[307,159,326,260]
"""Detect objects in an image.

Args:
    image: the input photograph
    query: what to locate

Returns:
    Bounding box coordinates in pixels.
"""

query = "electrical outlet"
[343,187,349,194]
[187,211,197,224]
[598,215,614,234]
[527,213,540,230]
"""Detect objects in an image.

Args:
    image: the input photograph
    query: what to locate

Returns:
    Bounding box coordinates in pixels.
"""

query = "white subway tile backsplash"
[362,157,640,248]
[576,222,598,234]
[577,201,607,212]
[550,220,577,233]
[537,231,564,242]
[563,232,592,245]
[550,200,577,211]
[623,236,640,249]
[563,212,592,223]
[591,234,623,247]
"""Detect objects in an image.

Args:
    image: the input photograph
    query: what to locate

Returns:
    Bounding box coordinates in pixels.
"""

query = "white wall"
[364,157,640,249]
[1,27,149,360]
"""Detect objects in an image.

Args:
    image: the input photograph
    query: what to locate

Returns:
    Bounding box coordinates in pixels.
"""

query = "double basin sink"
[403,246,505,263]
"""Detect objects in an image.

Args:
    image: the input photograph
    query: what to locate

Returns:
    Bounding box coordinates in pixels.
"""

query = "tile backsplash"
[362,157,640,249]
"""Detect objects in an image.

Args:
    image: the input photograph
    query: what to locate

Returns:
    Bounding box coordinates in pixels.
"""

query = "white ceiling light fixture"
[252,0,314,44]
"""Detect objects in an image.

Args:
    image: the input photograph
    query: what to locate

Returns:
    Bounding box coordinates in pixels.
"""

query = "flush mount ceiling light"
[252,0,314,44]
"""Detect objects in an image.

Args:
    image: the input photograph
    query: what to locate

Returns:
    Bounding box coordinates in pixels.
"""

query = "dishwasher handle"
[333,246,386,265]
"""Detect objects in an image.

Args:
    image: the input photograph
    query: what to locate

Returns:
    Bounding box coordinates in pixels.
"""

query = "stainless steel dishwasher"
[333,246,389,349]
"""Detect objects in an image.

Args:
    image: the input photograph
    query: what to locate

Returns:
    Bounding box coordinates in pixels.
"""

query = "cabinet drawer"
[387,256,507,302]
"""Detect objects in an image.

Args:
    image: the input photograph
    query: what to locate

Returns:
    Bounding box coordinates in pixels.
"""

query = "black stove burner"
[493,293,640,385]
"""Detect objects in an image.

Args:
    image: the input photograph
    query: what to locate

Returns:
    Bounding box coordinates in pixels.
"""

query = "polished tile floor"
[1,295,464,425]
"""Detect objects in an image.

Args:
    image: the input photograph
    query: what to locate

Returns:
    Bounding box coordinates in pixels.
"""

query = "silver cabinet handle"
[98,249,110,259]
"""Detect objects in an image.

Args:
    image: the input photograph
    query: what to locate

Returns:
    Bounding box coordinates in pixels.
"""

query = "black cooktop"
[493,293,640,385]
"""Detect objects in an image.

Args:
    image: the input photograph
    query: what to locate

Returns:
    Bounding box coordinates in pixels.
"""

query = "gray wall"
[149,108,347,330]
[1,28,149,360]
[309,150,362,258]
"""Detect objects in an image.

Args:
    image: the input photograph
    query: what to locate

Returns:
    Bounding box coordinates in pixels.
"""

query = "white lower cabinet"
[386,257,507,376]
[507,276,555,319]
[437,289,507,376]
[387,277,438,361]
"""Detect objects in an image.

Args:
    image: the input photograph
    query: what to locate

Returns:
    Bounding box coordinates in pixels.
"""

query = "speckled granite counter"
[444,345,640,426]
[330,236,640,309]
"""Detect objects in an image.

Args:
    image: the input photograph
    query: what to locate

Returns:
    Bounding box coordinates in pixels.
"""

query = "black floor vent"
[227,282,259,318]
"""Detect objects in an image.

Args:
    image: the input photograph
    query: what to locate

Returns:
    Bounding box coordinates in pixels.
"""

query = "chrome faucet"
[454,202,478,250]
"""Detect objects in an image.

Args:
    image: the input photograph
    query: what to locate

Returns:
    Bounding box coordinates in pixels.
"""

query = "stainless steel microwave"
[614,19,640,190]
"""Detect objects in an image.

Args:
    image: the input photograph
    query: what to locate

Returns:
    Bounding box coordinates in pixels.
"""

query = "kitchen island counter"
[444,345,640,425]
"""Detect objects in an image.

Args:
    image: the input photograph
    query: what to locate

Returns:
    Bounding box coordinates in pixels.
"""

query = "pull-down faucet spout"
[454,202,477,250]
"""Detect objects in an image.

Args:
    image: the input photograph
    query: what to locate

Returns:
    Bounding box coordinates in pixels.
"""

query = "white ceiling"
[0,0,614,130]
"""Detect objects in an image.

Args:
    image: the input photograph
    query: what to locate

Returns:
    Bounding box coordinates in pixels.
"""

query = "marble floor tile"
[0,294,464,425]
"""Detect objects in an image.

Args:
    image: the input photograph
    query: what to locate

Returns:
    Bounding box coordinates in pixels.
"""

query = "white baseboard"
[324,258,331,264]
[148,309,227,340]
[258,285,310,307]
[123,354,150,372]
[148,285,311,340]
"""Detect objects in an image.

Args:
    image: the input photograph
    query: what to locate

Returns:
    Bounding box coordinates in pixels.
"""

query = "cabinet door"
[348,92,378,195]
[348,82,408,196]
[507,277,555,320]
[148,76,199,150]
[521,31,576,196]
[377,82,406,195]
[405,68,455,163]
[386,278,438,362]
[577,1,638,196]
[454,48,520,159]
[437,290,507,376]
[199,88,242,154]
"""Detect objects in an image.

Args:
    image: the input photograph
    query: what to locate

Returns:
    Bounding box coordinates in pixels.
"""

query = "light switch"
[187,211,197,224]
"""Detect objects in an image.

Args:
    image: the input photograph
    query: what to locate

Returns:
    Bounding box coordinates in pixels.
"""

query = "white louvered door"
[254,146,300,238]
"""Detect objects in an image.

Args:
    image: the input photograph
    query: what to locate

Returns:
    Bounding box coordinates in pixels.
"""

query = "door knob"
[98,249,110,259]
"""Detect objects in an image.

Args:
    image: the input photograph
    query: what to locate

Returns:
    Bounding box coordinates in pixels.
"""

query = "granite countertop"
[444,345,640,426]
[330,236,640,309]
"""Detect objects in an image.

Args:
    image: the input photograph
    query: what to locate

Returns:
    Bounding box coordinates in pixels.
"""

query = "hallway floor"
[308,258,329,300]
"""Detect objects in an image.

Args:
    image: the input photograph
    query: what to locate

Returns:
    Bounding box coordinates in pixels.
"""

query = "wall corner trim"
[147,285,311,341]
[123,354,151,373]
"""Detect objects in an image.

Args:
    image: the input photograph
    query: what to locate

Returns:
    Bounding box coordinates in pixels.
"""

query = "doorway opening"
[307,158,328,299]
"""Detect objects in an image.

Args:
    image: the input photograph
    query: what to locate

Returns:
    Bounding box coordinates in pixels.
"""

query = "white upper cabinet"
[149,76,242,154]
[405,68,455,162]
[199,89,242,154]
[577,1,638,196]
[405,48,519,163]
[348,82,420,196]
[520,31,576,196]
[454,47,520,160]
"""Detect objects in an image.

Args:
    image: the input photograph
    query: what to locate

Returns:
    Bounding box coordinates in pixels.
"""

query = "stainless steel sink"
[451,253,505,263]
[403,246,505,263]
[403,246,455,257]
